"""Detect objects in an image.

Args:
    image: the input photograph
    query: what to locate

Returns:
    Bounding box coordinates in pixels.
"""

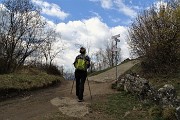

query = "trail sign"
[111,34,120,39]
[111,34,121,81]
[112,48,121,52]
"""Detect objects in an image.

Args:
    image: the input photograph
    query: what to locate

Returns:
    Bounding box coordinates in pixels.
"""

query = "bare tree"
[41,29,64,67]
[95,49,103,70]
[105,40,114,67]
[104,39,122,67]
[0,0,46,73]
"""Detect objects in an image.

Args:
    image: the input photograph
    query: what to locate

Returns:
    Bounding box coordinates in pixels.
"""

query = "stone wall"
[115,73,180,119]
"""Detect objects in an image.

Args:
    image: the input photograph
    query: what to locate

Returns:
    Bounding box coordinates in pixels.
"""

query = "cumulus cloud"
[51,17,130,70]
[32,0,69,20]
[114,0,137,18]
[56,17,111,53]
[89,0,137,18]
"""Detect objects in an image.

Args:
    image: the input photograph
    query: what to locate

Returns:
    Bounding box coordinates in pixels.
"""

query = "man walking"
[73,47,90,102]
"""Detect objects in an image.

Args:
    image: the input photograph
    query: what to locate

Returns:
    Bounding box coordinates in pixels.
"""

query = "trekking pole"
[70,78,75,94]
[87,77,92,100]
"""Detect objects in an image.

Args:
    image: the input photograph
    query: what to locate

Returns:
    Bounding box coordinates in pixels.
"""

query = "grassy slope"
[0,73,63,90]
[123,62,180,96]
[0,68,64,90]
[91,60,180,120]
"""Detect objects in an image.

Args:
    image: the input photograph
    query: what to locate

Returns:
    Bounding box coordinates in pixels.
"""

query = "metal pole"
[111,34,120,81]
[115,41,118,81]
[87,77,92,100]
[70,79,75,94]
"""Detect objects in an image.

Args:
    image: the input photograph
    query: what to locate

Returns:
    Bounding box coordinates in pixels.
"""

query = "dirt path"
[0,80,115,120]
[88,60,139,82]
[0,60,139,120]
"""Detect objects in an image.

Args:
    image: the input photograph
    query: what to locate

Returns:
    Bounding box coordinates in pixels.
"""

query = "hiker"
[73,47,90,102]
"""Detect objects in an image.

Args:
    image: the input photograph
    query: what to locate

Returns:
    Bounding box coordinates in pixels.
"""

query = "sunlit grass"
[0,71,63,90]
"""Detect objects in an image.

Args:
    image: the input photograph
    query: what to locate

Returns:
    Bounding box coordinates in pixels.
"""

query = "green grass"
[91,92,150,120]
[106,92,139,117]
[91,61,179,120]
[149,76,180,96]
[0,71,64,90]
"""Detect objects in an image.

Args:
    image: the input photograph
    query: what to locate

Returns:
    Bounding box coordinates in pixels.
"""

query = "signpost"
[111,34,120,81]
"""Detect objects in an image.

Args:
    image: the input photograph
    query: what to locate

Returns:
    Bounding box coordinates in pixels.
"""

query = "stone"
[176,106,180,120]
[116,74,179,107]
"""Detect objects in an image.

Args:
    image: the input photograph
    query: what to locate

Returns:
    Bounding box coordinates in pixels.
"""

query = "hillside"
[88,59,140,82]
[0,59,179,120]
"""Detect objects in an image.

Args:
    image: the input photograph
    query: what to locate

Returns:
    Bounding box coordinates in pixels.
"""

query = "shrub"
[128,1,180,75]
[45,64,62,76]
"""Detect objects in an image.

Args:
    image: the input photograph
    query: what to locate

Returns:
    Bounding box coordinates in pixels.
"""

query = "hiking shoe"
[78,99,84,102]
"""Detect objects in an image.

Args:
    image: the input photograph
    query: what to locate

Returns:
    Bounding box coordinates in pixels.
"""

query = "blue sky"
[0,0,161,71]
[34,0,157,27]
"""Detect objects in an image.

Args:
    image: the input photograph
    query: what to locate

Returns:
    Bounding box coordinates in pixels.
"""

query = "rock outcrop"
[114,73,180,119]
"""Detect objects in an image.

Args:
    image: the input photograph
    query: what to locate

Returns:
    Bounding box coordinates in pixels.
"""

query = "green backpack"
[75,56,87,70]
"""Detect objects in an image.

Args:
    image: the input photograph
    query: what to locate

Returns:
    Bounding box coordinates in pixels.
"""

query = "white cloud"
[56,17,110,54]
[32,0,69,20]
[101,0,113,9]
[0,4,6,10]
[111,18,121,23]
[114,0,137,18]
[89,11,102,19]
[51,17,130,71]
[89,0,137,18]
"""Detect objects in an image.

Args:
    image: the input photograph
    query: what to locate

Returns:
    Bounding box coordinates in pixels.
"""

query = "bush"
[128,1,180,75]
[22,62,63,76]
[0,58,17,74]
[46,64,62,76]
[0,58,6,74]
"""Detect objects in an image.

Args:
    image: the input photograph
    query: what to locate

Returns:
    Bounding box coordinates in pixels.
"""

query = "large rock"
[158,84,177,106]
[116,74,179,107]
